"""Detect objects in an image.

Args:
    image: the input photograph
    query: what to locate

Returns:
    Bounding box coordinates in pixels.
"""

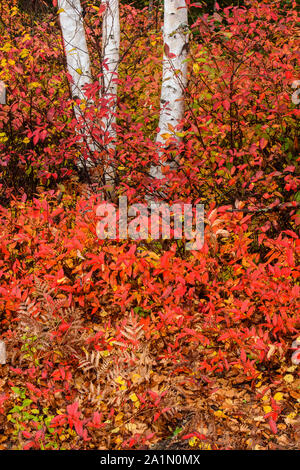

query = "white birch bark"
[58,0,92,103]
[0,340,6,365]
[0,81,6,105]
[58,0,95,167]
[101,0,120,188]
[150,0,189,180]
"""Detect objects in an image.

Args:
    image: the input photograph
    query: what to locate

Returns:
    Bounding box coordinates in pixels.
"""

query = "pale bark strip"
[0,340,6,365]
[58,0,92,102]
[101,0,120,188]
[0,81,6,104]
[150,0,189,180]
[58,0,95,168]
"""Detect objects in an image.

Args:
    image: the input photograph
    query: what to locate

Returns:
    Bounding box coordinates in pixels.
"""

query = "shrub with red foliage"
[0,0,299,451]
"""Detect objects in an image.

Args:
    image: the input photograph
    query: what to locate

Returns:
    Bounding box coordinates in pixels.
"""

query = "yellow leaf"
[65,258,74,268]
[161,133,172,140]
[76,68,82,75]
[147,251,160,260]
[193,63,200,74]
[100,350,109,357]
[11,6,18,17]
[115,412,124,423]
[214,410,226,418]
[287,366,297,373]
[28,82,41,90]
[20,49,29,59]
[131,373,141,384]
[199,442,211,450]
[263,406,272,413]
[284,374,294,384]
[285,411,297,424]
[274,392,284,402]
[129,393,138,402]
[2,43,12,52]
[115,376,125,386]
[57,8,65,14]
[189,436,198,447]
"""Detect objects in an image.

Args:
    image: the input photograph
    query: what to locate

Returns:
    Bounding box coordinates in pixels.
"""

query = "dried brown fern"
[112,312,145,348]
[7,279,86,365]
[78,350,111,378]
[76,335,154,407]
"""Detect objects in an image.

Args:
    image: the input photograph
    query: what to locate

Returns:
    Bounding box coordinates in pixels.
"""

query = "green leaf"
[9,406,22,413]
[172,426,183,437]
[22,399,32,407]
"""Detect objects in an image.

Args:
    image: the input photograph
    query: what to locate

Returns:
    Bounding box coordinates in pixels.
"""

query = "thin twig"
[226,202,300,214]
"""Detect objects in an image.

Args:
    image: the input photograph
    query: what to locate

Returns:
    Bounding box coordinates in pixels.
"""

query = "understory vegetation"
[0,0,299,450]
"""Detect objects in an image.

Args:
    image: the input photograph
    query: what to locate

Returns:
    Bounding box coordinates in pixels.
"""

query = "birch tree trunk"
[101,0,120,189]
[58,0,95,168]
[0,340,6,365]
[58,0,92,103]
[0,81,6,105]
[150,0,189,180]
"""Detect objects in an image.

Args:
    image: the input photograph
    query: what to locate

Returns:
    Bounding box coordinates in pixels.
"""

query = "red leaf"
[67,401,80,418]
[182,431,207,440]
[33,133,39,146]
[223,100,230,111]
[35,430,44,441]
[74,420,84,437]
[268,417,278,434]
[240,349,247,362]
[99,4,107,14]
[23,441,34,450]
[259,138,268,149]
[50,415,67,427]
[164,44,176,59]
[47,108,55,122]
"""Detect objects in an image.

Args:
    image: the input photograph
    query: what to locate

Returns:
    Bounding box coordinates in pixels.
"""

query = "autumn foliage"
[0,0,299,450]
